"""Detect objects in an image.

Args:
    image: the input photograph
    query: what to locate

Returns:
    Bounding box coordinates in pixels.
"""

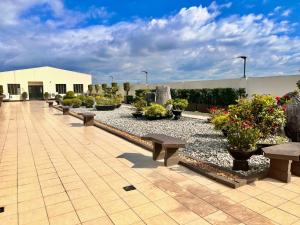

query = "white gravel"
[72,105,269,176]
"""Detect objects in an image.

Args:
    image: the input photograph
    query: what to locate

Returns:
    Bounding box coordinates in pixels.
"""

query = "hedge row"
[171,88,246,107]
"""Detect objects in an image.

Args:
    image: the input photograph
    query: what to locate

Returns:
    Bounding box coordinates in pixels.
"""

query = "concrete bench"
[263,143,300,182]
[62,106,70,115]
[79,112,96,126]
[47,101,54,107]
[141,134,186,166]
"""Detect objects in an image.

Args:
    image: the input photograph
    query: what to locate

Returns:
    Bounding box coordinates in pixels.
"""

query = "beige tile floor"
[0,101,300,225]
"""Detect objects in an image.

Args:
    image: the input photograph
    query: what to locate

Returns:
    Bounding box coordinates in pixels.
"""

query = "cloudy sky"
[0,0,300,83]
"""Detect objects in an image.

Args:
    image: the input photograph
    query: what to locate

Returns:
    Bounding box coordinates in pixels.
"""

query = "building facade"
[0,67,92,100]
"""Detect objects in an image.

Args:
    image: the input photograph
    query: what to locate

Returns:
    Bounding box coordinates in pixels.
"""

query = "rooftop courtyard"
[1,101,300,225]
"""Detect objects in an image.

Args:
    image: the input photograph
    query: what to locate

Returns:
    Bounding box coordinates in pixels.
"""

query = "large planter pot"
[172,110,182,120]
[132,112,143,118]
[228,149,255,171]
[95,105,116,111]
[145,115,167,120]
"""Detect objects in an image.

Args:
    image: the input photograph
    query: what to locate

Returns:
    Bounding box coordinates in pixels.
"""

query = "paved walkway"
[0,102,300,225]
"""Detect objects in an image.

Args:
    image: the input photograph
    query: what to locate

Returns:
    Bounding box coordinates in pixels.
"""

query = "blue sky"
[0,0,300,83]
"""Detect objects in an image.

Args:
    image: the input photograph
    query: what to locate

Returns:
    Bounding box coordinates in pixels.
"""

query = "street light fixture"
[141,71,148,85]
[236,56,247,78]
[110,75,114,83]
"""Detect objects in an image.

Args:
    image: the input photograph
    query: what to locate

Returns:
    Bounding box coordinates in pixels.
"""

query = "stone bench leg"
[164,148,179,167]
[83,117,94,126]
[153,143,165,161]
[268,158,292,183]
[48,102,53,107]
[291,161,300,176]
[63,108,69,115]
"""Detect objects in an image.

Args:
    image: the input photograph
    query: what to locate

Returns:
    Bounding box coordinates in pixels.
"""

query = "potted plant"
[44,92,49,100]
[95,84,100,95]
[95,97,116,110]
[85,96,95,108]
[227,120,261,171]
[55,94,62,105]
[71,98,82,108]
[166,99,188,120]
[64,91,75,99]
[132,99,147,118]
[62,99,73,106]
[123,82,131,103]
[144,103,167,120]
[21,92,28,101]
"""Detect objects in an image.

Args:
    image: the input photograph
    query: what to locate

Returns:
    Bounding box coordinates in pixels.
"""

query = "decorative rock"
[156,85,171,105]
[72,105,269,176]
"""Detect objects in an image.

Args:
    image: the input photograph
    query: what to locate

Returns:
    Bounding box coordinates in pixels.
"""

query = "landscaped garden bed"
[71,105,270,177]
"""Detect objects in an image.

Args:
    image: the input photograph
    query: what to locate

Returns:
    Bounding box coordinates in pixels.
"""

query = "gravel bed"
[72,105,269,176]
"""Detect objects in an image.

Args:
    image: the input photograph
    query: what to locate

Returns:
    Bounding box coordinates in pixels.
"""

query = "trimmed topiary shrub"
[21,92,28,101]
[44,92,49,100]
[145,104,167,118]
[0,85,3,95]
[62,99,73,106]
[85,96,95,108]
[64,91,75,99]
[72,98,82,108]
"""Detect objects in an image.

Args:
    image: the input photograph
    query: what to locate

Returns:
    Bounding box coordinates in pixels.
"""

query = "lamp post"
[141,71,148,85]
[236,56,247,78]
[110,75,114,83]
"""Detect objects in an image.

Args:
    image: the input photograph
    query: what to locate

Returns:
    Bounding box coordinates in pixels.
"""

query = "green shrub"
[62,99,73,106]
[227,120,261,152]
[211,114,229,130]
[64,91,75,99]
[114,94,123,104]
[166,99,188,111]
[77,95,86,105]
[123,82,130,96]
[85,96,94,108]
[55,94,62,101]
[95,97,116,106]
[145,104,167,118]
[102,83,107,90]
[170,88,246,107]
[95,84,100,94]
[72,98,82,108]
[44,92,49,100]
[21,92,28,100]
[0,85,3,95]
[133,99,147,112]
[88,85,93,95]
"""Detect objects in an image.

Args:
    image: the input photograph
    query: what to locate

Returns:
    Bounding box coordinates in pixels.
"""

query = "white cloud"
[0,2,300,83]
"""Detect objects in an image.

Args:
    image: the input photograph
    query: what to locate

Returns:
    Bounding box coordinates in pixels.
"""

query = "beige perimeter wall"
[128,75,300,97]
[0,67,92,100]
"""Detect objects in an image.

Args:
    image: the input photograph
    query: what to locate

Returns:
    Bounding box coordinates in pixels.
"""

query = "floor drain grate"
[0,207,4,213]
[123,185,136,192]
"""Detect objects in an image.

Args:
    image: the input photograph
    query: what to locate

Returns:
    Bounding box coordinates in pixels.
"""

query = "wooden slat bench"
[78,112,96,126]
[141,134,186,167]
[263,143,300,182]
[62,106,70,115]
[47,101,54,107]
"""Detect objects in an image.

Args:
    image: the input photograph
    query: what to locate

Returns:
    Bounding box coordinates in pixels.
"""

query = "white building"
[0,66,92,100]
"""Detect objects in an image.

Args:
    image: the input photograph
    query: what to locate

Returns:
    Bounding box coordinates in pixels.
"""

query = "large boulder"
[155,85,171,105]
[285,95,300,141]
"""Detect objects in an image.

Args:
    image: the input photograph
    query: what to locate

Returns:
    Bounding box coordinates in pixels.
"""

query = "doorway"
[28,83,44,100]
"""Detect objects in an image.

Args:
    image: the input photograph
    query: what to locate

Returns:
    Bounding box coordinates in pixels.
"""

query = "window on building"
[73,84,83,93]
[56,84,66,94]
[7,84,20,95]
